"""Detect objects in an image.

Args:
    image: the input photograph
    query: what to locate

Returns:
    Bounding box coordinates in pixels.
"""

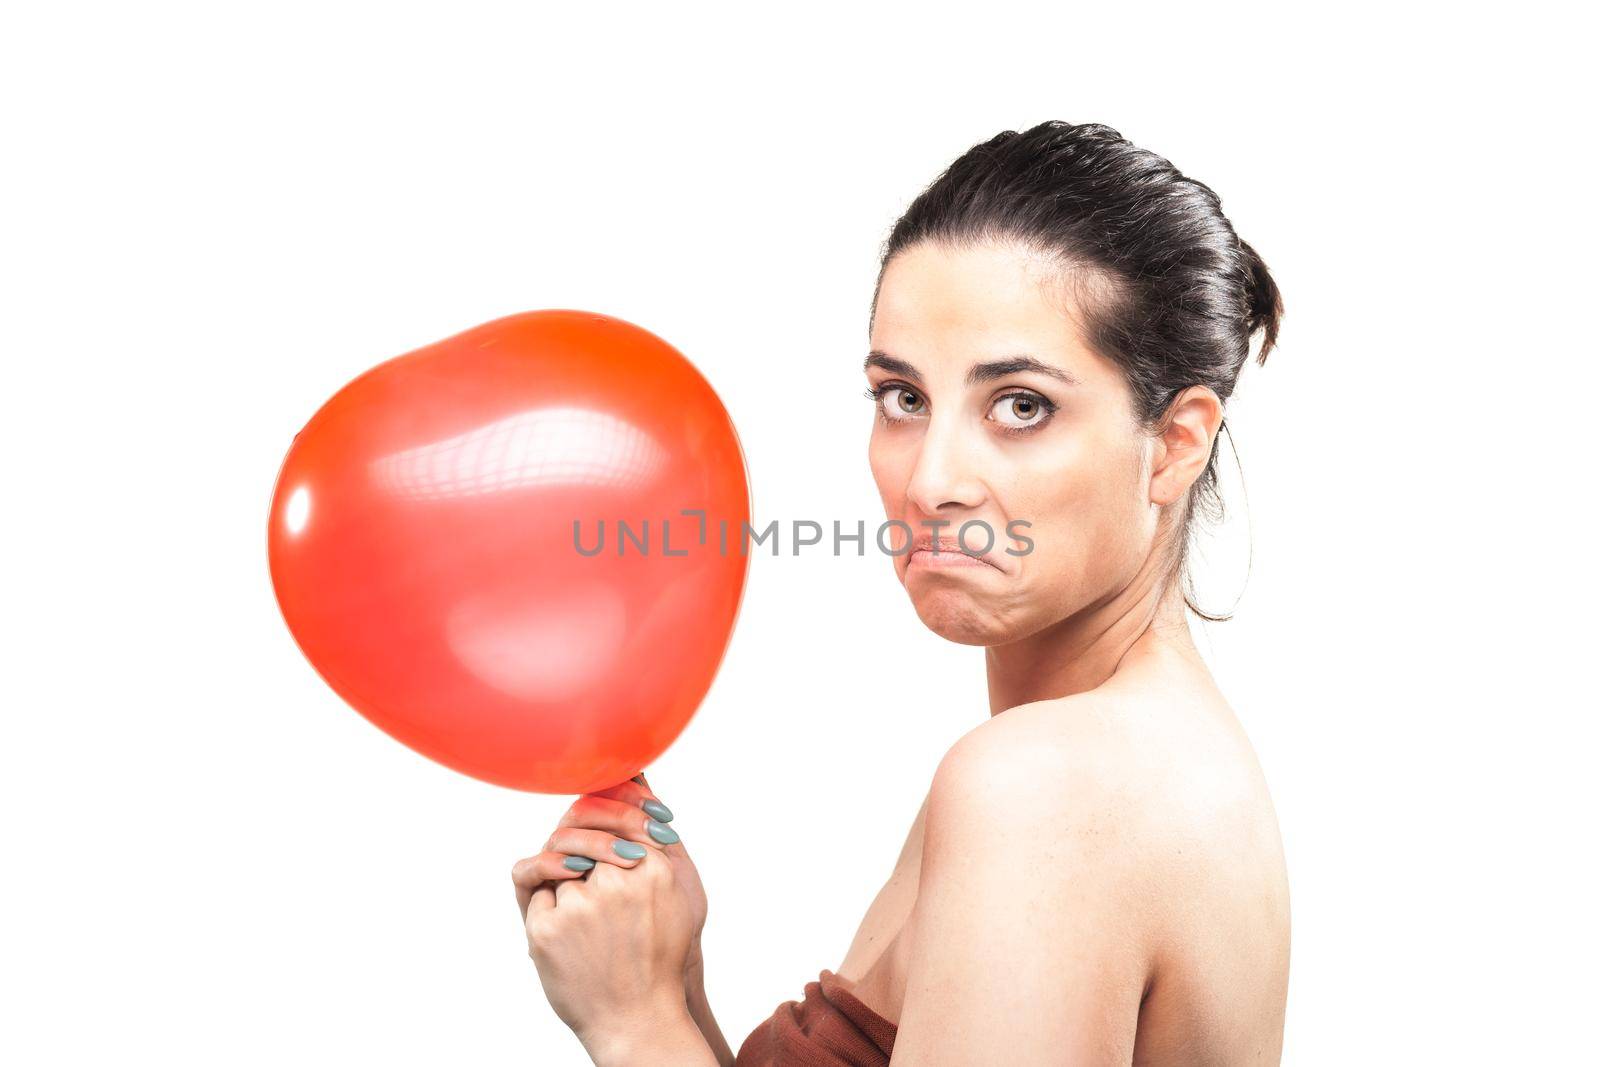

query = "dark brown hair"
[871,120,1284,620]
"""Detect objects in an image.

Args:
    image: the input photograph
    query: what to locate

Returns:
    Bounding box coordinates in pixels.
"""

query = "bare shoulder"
[896,692,1166,1060]
[921,691,1172,916]
[930,692,1146,831]
[931,687,1191,835]
[911,684,1289,1061]
[959,682,1279,827]
[929,682,1287,920]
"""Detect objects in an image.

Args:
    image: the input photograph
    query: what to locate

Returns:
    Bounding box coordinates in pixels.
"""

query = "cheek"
[1006,432,1149,582]
[867,431,908,504]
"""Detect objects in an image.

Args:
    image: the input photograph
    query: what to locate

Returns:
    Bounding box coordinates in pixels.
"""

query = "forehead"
[870,238,1113,383]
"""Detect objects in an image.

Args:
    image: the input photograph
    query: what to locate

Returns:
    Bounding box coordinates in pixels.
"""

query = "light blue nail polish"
[613,840,648,860]
[646,817,679,845]
[563,855,596,871]
[642,798,674,823]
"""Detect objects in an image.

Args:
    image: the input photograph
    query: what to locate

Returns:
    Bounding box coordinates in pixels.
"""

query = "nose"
[905,412,986,517]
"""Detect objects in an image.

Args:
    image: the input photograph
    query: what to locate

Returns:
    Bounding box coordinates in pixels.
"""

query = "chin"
[909,590,1017,646]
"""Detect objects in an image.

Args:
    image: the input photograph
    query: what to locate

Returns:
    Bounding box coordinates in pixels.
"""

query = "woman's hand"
[511,773,709,1050]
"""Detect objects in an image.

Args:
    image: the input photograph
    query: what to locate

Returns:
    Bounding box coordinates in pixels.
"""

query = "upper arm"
[889,714,1154,1066]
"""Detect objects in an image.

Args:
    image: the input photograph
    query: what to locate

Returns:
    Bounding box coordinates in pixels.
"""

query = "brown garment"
[734,969,897,1066]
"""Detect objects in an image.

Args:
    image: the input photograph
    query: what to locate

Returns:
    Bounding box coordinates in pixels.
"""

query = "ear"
[1148,386,1223,507]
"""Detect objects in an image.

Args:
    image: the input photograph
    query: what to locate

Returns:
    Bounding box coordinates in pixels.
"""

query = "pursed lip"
[906,534,1004,571]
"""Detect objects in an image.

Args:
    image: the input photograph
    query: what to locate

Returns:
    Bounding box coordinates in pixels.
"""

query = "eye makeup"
[987,389,1058,436]
[864,381,1058,436]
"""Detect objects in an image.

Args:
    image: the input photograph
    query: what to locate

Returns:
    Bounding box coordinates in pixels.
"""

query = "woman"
[511,120,1291,1066]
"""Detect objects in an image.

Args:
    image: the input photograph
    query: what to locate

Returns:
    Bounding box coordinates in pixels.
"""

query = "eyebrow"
[864,350,1080,388]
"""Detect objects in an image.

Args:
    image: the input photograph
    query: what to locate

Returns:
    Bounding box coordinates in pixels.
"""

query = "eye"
[988,391,1054,431]
[870,385,927,422]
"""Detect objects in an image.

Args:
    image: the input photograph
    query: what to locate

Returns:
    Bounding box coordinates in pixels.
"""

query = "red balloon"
[267,310,751,794]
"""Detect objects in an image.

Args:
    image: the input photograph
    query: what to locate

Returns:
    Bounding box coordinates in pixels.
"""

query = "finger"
[513,852,586,892]
[557,795,675,843]
[589,773,667,815]
[585,777,653,806]
[524,884,557,945]
[529,883,556,915]
[515,859,544,917]
[512,852,586,914]
[546,826,653,868]
[574,784,676,833]
[553,874,586,906]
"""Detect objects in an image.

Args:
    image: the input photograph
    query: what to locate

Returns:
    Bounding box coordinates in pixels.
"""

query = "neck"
[984,550,1197,715]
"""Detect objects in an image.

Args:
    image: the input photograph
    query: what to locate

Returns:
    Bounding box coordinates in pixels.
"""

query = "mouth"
[905,536,1002,572]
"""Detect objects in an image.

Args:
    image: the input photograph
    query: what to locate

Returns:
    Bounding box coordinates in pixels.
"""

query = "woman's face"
[866,238,1161,646]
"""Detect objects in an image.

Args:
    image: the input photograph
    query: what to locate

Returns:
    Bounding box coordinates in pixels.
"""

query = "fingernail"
[642,798,674,823]
[646,818,679,845]
[613,840,648,860]
[563,855,596,871]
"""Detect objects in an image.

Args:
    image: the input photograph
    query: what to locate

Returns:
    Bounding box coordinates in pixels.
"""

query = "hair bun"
[1239,239,1284,365]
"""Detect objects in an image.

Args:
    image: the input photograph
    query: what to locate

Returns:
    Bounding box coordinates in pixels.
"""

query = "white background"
[3,3,1594,1064]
